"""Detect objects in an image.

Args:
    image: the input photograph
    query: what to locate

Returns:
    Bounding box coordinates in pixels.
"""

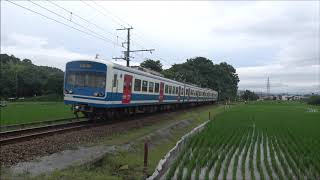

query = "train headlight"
[94,92,104,97]
[65,89,73,94]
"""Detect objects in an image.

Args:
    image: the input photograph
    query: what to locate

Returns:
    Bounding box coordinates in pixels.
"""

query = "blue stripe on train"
[64,99,192,108]
[72,92,211,101]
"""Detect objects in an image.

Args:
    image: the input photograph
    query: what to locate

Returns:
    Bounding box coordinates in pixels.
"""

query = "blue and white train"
[64,60,218,118]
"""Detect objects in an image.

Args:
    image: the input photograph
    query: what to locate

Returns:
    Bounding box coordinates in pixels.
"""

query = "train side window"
[113,74,117,87]
[142,80,148,92]
[165,85,168,94]
[176,87,178,94]
[169,86,172,94]
[154,83,160,93]
[134,79,141,91]
[149,82,154,93]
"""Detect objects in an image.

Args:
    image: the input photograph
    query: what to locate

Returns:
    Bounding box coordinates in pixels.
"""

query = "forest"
[0,54,239,101]
[0,54,64,98]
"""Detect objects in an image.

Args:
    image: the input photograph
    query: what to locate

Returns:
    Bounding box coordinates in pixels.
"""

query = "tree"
[162,57,239,101]
[241,90,259,101]
[0,54,64,98]
[307,95,320,105]
[140,59,163,72]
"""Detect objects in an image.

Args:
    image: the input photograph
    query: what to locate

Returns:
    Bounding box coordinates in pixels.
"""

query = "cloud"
[1,33,92,70]
[1,1,319,94]
[237,64,320,94]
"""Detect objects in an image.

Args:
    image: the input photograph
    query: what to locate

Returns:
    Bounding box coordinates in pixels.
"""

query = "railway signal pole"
[113,27,155,67]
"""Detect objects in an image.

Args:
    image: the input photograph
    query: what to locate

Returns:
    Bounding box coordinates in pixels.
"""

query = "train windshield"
[66,71,106,89]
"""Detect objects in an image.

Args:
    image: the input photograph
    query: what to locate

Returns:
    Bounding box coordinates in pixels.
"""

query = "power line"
[113,27,155,67]
[28,0,121,47]
[92,1,131,28]
[46,0,127,42]
[81,1,178,66]
[84,1,156,52]
[81,0,125,29]
[5,0,120,47]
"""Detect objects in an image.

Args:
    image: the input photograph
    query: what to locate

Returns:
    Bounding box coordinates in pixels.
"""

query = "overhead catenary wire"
[5,0,122,47]
[46,0,127,42]
[92,1,131,28]
[81,0,126,29]
[27,0,122,48]
[82,1,156,53]
[8,0,176,67]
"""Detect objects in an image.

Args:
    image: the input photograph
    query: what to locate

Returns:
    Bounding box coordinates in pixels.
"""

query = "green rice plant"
[204,130,239,180]
[262,132,274,180]
[256,131,265,180]
[241,126,254,180]
[285,129,319,179]
[166,147,188,180]
[185,145,202,180]
[268,135,284,180]
[249,128,258,180]
[276,132,302,179]
[286,130,320,179]
[232,127,250,180]
[271,131,293,180]
[223,128,249,180]
[213,129,243,180]
[166,102,320,180]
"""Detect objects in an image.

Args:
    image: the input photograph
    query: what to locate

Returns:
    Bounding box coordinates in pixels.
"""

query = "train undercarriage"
[72,101,216,121]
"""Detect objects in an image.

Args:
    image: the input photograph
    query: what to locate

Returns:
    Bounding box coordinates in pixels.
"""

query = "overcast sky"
[1,1,319,94]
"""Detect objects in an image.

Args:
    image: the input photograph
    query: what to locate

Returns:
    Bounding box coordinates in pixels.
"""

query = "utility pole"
[267,77,270,98]
[113,27,155,67]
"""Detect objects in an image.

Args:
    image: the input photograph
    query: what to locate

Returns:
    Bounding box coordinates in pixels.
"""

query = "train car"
[64,60,218,119]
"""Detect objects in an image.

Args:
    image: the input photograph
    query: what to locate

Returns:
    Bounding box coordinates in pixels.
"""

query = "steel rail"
[0,124,90,146]
[0,117,86,132]
[0,120,90,145]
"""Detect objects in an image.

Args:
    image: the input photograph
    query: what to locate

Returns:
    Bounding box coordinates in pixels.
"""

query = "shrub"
[307,95,320,105]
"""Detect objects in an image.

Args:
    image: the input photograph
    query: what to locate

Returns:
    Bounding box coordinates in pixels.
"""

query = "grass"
[0,101,75,125]
[165,101,320,180]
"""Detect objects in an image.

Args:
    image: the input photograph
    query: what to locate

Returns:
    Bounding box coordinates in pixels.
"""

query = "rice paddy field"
[165,101,320,180]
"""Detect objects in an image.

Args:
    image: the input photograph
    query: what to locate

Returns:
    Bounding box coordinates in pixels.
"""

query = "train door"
[178,86,181,102]
[122,74,133,104]
[112,73,118,100]
[159,82,164,102]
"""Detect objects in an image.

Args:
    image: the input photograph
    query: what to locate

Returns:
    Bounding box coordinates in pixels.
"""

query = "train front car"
[64,60,107,118]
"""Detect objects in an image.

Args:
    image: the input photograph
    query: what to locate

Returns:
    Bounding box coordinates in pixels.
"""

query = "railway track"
[0,119,90,146]
[0,117,86,132]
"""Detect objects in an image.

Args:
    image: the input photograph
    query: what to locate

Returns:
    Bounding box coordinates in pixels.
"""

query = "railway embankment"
[1,104,223,179]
